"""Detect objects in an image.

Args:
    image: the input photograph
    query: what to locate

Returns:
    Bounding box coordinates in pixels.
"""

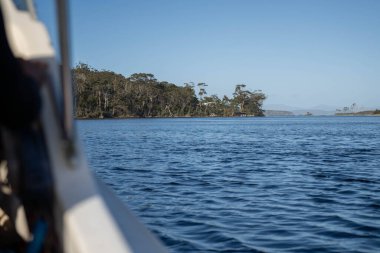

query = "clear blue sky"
[35,0,380,109]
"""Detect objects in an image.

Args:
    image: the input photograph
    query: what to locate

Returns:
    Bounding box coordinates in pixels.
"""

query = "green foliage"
[73,64,266,118]
[231,84,266,116]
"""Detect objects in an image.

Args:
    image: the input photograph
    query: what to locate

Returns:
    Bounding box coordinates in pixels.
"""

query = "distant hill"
[291,109,335,116]
[336,110,380,116]
[264,104,380,116]
[264,110,294,116]
[263,104,335,116]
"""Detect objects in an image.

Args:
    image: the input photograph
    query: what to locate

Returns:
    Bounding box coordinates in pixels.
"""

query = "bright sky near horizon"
[36,0,380,109]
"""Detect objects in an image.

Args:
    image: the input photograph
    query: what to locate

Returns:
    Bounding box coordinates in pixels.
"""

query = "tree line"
[73,63,266,118]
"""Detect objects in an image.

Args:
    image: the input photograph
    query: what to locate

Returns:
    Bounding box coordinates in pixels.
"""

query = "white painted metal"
[1,0,54,59]
[0,1,168,252]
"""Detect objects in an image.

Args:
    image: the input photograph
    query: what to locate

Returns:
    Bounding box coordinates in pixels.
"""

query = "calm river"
[78,117,380,252]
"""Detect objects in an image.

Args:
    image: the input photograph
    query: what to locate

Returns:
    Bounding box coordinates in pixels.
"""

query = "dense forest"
[73,64,266,118]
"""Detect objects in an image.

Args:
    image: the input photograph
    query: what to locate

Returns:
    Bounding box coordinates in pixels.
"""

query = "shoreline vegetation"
[335,104,380,116]
[261,110,380,117]
[72,63,378,119]
[73,63,266,119]
[335,110,380,116]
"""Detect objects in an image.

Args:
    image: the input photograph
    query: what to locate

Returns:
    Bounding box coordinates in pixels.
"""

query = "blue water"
[77,117,380,252]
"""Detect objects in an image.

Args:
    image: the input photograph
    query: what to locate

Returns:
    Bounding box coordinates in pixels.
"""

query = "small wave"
[316,229,375,239]
[339,177,377,184]
[79,117,380,253]
[368,202,380,210]
[310,196,337,204]
[111,166,127,172]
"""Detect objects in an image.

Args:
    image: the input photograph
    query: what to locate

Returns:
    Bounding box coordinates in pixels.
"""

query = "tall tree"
[73,65,266,118]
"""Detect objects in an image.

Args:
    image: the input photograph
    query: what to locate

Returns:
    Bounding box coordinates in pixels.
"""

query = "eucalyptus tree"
[196,82,208,115]
[233,84,248,113]
[126,73,159,117]
[73,65,266,118]
[183,82,197,115]
[245,90,266,116]
[73,63,110,117]
[232,84,266,116]
[202,95,223,116]
[222,95,233,116]
[197,82,207,99]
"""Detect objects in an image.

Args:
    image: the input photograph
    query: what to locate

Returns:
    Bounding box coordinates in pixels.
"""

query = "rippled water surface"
[78,117,380,252]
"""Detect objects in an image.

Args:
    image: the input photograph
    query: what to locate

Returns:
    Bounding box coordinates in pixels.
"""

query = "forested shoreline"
[73,64,266,118]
